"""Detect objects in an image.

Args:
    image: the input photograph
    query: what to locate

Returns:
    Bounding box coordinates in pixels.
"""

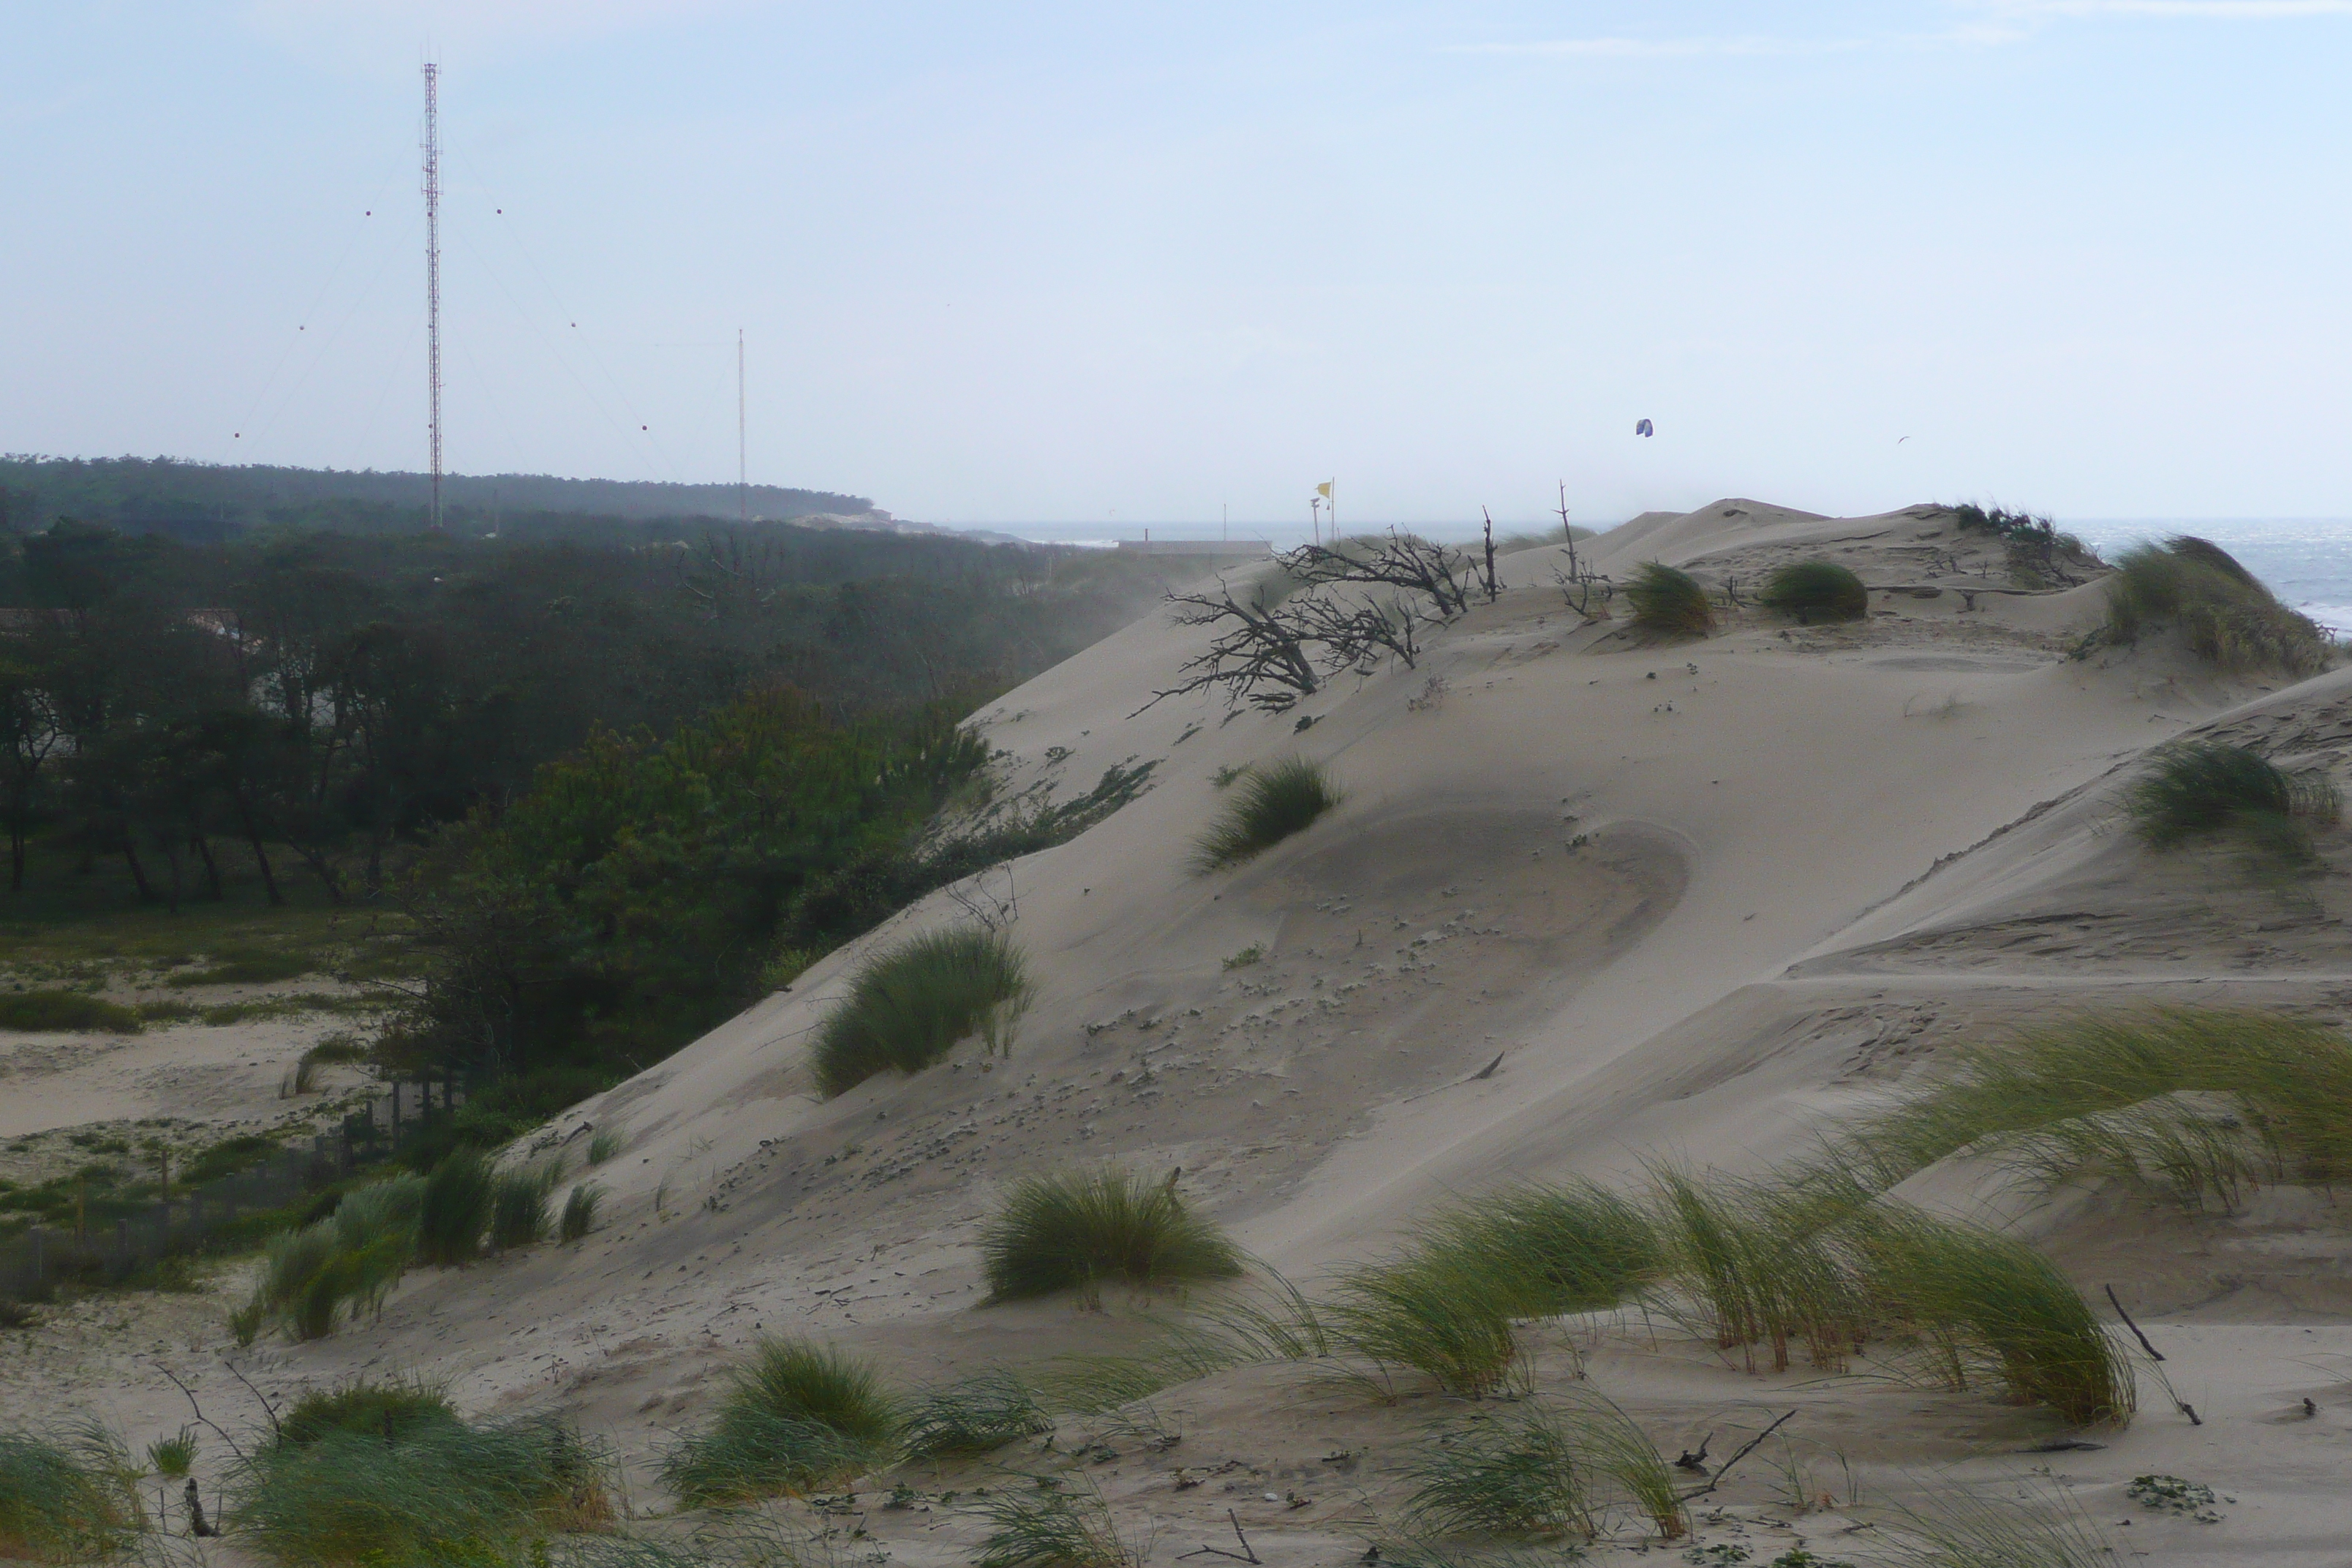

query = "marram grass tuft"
[981,1166,1244,1303]
[814,927,1033,1097]
[1191,757,1342,872]
[1624,562,1714,638]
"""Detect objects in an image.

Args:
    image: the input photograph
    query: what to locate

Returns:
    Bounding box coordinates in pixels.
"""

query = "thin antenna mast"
[422,61,443,529]
[737,328,747,525]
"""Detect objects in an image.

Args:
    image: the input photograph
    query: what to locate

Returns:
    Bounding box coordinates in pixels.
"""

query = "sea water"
[2068,519,2352,636]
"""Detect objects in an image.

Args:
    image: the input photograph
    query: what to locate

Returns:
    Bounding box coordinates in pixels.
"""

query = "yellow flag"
[1316,481,1333,499]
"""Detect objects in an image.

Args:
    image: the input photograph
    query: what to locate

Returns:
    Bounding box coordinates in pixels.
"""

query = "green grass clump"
[586,1126,625,1166]
[1403,1403,1592,1539]
[980,1166,1244,1303]
[282,1379,460,1447]
[1189,757,1342,872]
[0,1425,143,1562]
[813,927,1033,1097]
[560,1182,605,1243]
[146,1427,197,1477]
[902,1368,1053,1458]
[231,1409,609,1567]
[0,990,141,1033]
[490,1164,560,1250]
[1759,559,1868,624]
[2107,536,2332,674]
[166,948,314,987]
[1845,1007,2352,1210]
[1419,1180,1661,1318]
[1647,1166,1867,1376]
[975,1477,1136,1568]
[1326,1251,1524,1398]
[243,1173,426,1341]
[1624,562,1714,639]
[2125,740,2337,858]
[1852,1206,2134,1426]
[660,1337,900,1505]
[416,1150,495,1267]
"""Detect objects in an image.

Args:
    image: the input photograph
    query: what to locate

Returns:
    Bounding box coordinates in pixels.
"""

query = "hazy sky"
[5,1,2348,530]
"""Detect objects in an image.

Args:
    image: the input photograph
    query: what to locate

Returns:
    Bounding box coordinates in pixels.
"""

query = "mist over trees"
[1,505,1177,1139]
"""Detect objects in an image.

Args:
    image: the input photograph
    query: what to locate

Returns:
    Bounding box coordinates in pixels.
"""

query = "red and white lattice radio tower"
[421,61,444,528]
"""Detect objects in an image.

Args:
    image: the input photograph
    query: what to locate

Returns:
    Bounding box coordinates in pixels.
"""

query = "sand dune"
[15,499,2352,1564]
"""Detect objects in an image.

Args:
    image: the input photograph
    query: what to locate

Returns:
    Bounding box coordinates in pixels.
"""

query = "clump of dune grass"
[1759,559,1868,624]
[903,1368,1052,1458]
[1624,562,1714,639]
[1881,1479,2117,1568]
[2107,536,2332,675]
[587,1125,626,1166]
[231,1406,610,1567]
[1190,756,1342,872]
[416,1149,495,1267]
[1646,1166,1868,1375]
[1419,1180,1661,1317]
[661,1336,900,1504]
[146,1427,197,1478]
[282,1379,459,1447]
[491,1163,562,1251]
[1852,1205,2134,1425]
[1844,1008,2352,1209]
[1403,1403,1593,1539]
[244,1175,423,1342]
[2125,739,2337,859]
[813,927,1033,1097]
[561,1182,605,1243]
[981,1166,1244,1303]
[1325,1251,1524,1398]
[975,1476,1137,1568]
[0,1425,143,1562]
[0,990,142,1034]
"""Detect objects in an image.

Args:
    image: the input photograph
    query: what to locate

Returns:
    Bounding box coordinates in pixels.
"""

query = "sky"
[4,1,2349,534]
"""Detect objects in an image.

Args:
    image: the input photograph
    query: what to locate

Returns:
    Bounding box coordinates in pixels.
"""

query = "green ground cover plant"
[1403,1403,1593,1539]
[1758,560,1868,625]
[660,1336,900,1504]
[281,1379,460,1446]
[0,1425,144,1562]
[979,1166,1244,1302]
[560,1182,604,1243]
[2125,740,2337,859]
[417,1149,496,1266]
[902,1368,1053,1458]
[146,1427,197,1477]
[241,1171,424,1340]
[1417,1180,1661,1317]
[1325,1250,1525,1398]
[813,927,1033,1096]
[491,1163,561,1250]
[230,1404,610,1567]
[974,1477,1137,1568]
[0,990,141,1033]
[1624,562,1713,639]
[2106,536,2332,674]
[1189,757,1341,871]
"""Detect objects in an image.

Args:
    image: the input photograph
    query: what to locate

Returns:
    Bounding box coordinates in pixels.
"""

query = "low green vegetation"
[813,927,1033,1097]
[1844,1006,2352,1211]
[902,1368,1054,1459]
[975,1477,1135,1568]
[1190,756,1342,871]
[1403,1402,1591,1539]
[2107,535,2332,674]
[280,1379,458,1447]
[661,1336,900,1504]
[165,948,316,987]
[559,1182,604,1243]
[1417,1180,1661,1317]
[145,1427,197,1478]
[586,1126,625,1166]
[1624,562,1714,639]
[1326,1249,1526,1398]
[2125,740,2336,859]
[241,1172,423,1341]
[416,1150,495,1267]
[0,990,141,1033]
[0,1425,143,1563]
[1759,560,1868,625]
[490,1164,561,1250]
[980,1166,1244,1302]
[230,1390,609,1567]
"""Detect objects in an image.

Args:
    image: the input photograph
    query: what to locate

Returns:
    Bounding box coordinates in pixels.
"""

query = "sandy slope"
[14,500,2352,1564]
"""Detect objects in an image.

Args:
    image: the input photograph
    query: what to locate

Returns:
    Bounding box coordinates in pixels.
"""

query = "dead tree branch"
[1131,588,1322,715]
[1281,530,1479,620]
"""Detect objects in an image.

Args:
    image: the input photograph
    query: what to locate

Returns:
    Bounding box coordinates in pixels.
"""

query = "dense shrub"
[980,1166,1244,1302]
[1190,757,1342,871]
[813,927,1033,1096]
[1624,562,1713,638]
[2107,536,2332,674]
[1758,559,1868,624]
[660,1337,900,1504]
